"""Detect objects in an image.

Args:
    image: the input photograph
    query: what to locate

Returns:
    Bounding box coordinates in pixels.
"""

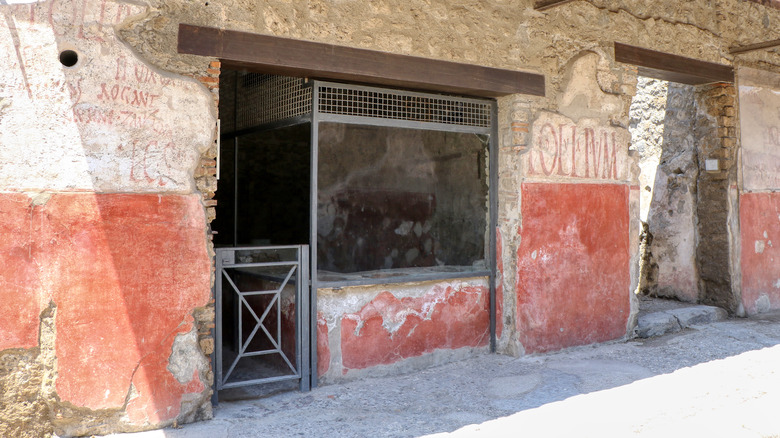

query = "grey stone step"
[636,305,728,338]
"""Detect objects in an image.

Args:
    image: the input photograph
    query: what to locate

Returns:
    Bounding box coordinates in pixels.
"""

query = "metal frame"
[309,80,499,354]
[215,246,310,391]
[309,84,320,388]
[217,78,498,392]
[309,80,496,291]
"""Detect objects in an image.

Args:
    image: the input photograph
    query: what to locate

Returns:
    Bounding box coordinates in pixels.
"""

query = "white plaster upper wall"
[0,0,214,193]
[739,66,780,192]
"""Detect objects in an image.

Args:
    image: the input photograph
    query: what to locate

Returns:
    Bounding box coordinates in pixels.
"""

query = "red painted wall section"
[0,193,211,423]
[0,194,44,350]
[317,313,330,377]
[340,283,490,371]
[740,192,780,314]
[516,183,630,353]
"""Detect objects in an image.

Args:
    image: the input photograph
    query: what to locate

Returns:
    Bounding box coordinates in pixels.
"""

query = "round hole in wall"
[59,50,78,67]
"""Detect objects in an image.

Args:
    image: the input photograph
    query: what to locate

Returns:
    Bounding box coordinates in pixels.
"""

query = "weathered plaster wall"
[0,1,216,436]
[739,67,780,315]
[317,278,495,383]
[2,0,780,435]
[509,50,637,352]
[516,183,631,353]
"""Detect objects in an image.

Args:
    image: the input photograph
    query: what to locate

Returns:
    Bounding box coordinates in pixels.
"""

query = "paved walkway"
[109,311,780,438]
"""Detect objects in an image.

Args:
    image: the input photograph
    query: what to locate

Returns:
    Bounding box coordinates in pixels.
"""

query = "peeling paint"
[517,183,630,353]
[339,282,490,371]
[741,193,780,315]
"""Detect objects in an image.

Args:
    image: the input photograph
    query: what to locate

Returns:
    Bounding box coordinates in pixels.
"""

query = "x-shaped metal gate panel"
[215,246,310,391]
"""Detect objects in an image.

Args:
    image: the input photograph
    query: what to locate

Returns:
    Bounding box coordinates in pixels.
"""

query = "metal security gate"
[215,246,310,391]
[215,73,498,396]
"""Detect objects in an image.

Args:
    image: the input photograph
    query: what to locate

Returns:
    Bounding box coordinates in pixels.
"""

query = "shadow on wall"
[0,2,215,436]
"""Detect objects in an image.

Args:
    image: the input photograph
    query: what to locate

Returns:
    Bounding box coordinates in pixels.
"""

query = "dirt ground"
[106,311,780,438]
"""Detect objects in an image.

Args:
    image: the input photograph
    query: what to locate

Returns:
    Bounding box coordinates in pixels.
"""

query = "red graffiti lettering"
[119,109,161,131]
[97,82,160,108]
[66,78,83,104]
[72,106,115,125]
[115,56,128,81]
[570,125,578,177]
[533,123,558,176]
[529,120,623,181]
[769,127,780,146]
[127,140,179,186]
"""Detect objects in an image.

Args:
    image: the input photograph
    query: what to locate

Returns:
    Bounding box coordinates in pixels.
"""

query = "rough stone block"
[670,306,727,328]
[636,312,681,338]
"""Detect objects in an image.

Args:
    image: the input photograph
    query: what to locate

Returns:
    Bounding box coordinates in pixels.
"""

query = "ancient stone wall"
[1,0,780,435]
[695,83,739,312]
[641,83,701,302]
[738,67,780,315]
[629,77,669,222]
[0,1,217,435]
[630,79,739,310]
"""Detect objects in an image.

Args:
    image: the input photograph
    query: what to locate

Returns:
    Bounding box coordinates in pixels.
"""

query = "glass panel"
[317,123,488,281]
[214,123,311,247]
[212,136,236,247]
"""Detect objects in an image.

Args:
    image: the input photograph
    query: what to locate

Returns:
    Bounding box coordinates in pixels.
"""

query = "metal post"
[309,82,319,389]
[489,101,498,353]
[299,245,311,390]
[215,250,224,390]
[233,136,239,247]
[233,71,239,247]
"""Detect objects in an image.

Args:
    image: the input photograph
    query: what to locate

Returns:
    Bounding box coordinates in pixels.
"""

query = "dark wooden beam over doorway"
[177,24,545,98]
[614,42,735,85]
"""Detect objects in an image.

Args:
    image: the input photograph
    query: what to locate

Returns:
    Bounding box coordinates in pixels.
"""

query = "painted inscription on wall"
[0,0,213,193]
[739,67,780,191]
[524,112,630,183]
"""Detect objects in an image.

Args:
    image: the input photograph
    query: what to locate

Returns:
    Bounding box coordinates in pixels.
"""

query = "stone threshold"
[635,296,728,338]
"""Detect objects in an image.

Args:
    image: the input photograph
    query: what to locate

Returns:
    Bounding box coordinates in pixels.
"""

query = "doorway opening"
[213,71,498,398]
[214,73,313,400]
[629,76,737,312]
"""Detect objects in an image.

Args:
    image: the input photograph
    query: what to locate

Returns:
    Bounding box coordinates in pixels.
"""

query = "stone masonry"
[0,0,779,436]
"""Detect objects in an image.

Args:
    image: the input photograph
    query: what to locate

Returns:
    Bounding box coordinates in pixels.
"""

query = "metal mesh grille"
[317,84,491,128]
[228,74,311,133]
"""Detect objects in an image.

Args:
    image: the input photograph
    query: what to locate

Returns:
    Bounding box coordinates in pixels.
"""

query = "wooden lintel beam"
[614,42,734,85]
[729,38,780,55]
[177,24,545,98]
[535,0,577,11]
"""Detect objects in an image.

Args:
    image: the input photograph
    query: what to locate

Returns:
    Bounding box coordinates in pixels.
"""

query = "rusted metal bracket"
[729,38,780,55]
[534,0,577,11]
